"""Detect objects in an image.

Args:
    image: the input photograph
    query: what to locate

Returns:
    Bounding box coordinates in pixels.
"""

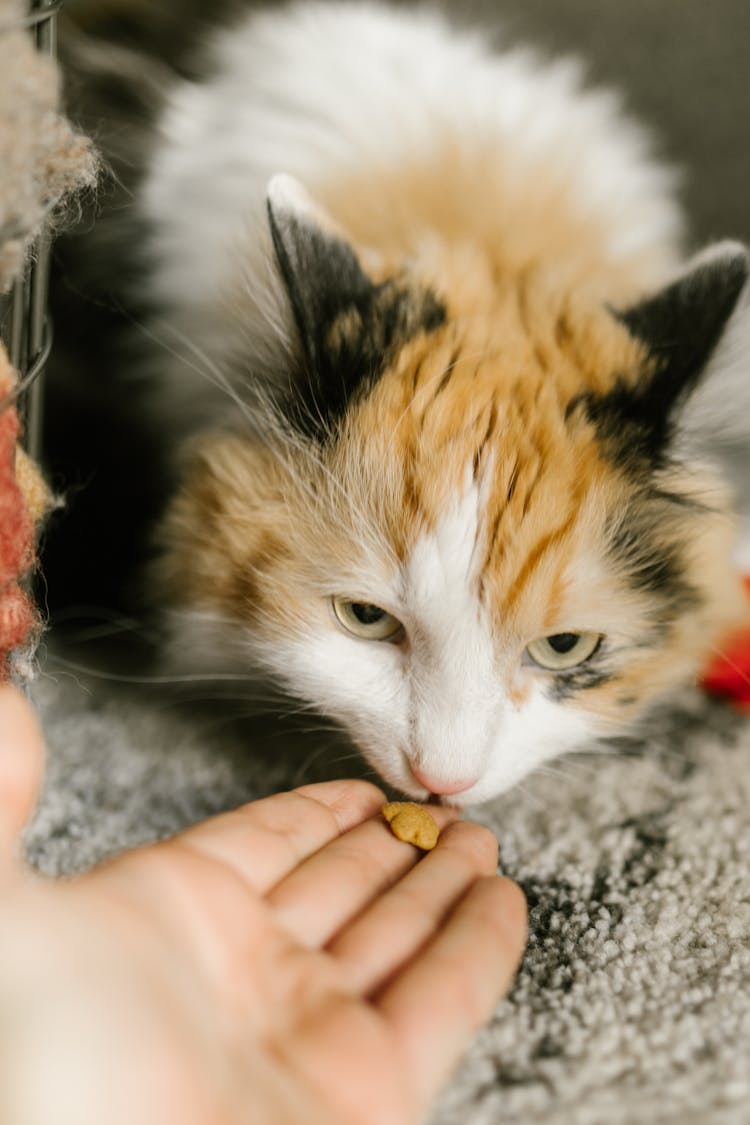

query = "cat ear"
[586,243,750,468]
[618,241,749,434]
[266,173,445,440]
[599,242,750,541]
[664,243,750,451]
[266,173,377,373]
[671,243,750,534]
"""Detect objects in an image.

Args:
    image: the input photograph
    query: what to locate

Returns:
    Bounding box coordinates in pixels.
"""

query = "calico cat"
[129,1,749,804]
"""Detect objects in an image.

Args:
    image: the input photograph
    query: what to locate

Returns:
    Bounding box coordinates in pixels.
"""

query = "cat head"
[157,175,750,805]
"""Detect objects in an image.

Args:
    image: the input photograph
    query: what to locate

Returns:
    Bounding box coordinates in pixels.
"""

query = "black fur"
[617,248,748,392]
[267,195,445,442]
[548,666,614,702]
[607,497,701,626]
[568,247,748,470]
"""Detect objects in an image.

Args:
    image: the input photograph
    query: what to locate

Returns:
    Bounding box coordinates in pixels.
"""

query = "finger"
[328,820,499,993]
[176,779,386,894]
[266,804,459,948]
[0,685,45,860]
[376,875,527,1110]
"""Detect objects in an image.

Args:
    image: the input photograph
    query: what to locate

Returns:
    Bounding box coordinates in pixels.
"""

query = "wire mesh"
[0,0,62,463]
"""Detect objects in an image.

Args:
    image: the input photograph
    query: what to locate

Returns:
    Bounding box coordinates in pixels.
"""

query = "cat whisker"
[40,653,259,687]
[278,699,331,719]
[37,666,94,696]
[152,313,350,524]
[506,779,547,812]
[48,606,159,640]
[289,742,358,784]
[285,722,344,735]
[154,329,370,545]
[122,298,394,569]
[551,754,618,778]
[147,319,260,433]
[166,708,270,736]
[147,692,288,710]
[534,762,582,784]
[235,269,294,359]
[129,315,351,527]
[321,751,367,771]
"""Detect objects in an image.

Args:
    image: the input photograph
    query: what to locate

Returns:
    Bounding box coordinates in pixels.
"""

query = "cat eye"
[525,632,602,671]
[331,597,404,642]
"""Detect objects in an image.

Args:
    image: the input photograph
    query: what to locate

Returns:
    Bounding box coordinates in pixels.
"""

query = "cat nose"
[410,766,479,796]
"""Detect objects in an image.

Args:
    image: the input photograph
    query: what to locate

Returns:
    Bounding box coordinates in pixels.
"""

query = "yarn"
[0,0,95,679]
[15,447,51,526]
[0,346,37,676]
[0,0,97,294]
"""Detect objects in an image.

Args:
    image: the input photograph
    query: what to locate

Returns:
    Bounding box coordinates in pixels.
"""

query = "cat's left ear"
[602,241,750,533]
[597,242,750,466]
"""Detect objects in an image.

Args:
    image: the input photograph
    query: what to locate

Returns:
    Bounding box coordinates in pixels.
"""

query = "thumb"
[0,686,45,865]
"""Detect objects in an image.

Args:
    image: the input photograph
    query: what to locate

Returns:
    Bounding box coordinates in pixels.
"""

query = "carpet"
[24,658,750,1124]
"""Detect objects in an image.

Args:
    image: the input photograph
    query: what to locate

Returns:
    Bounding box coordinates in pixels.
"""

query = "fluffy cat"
[130,1,750,804]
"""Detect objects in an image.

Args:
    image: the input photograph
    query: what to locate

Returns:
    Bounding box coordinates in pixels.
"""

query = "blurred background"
[57,0,750,240]
[42,0,750,625]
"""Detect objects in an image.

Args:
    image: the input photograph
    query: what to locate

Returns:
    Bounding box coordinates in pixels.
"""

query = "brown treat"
[381,801,439,851]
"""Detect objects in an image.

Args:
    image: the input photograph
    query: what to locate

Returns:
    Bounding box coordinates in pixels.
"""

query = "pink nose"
[410,767,479,796]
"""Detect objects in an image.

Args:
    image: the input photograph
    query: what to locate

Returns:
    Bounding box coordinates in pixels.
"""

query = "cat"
[123,1,750,805]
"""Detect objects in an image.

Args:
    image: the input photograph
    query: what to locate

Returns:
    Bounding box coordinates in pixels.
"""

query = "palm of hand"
[94,781,525,1125]
[0,687,525,1125]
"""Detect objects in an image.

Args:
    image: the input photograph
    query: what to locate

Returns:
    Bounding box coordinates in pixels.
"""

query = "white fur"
[192,470,610,805]
[139,0,683,432]
[241,476,501,798]
[145,4,747,803]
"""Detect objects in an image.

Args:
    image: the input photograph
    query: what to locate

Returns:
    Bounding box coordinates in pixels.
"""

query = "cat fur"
[138,1,750,803]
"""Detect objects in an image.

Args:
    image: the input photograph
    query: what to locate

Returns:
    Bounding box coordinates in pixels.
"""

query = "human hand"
[0,685,526,1125]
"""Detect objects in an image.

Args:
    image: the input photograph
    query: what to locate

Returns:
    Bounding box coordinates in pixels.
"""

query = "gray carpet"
[25,663,750,1124]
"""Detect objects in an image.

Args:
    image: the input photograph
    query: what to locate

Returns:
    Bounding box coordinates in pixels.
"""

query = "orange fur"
[154,131,746,770]
[320,141,672,301]
[158,261,745,729]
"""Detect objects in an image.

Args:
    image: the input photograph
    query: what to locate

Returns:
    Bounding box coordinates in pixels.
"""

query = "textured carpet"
[25,665,750,1124]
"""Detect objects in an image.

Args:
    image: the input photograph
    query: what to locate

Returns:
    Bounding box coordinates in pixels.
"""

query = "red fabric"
[0,375,35,679]
[701,577,750,709]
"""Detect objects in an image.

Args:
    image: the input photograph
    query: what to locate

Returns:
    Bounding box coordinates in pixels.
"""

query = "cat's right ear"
[266,173,379,375]
[265,173,446,441]
[265,174,385,440]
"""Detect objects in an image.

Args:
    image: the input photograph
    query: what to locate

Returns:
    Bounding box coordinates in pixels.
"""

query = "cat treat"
[381,802,439,851]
